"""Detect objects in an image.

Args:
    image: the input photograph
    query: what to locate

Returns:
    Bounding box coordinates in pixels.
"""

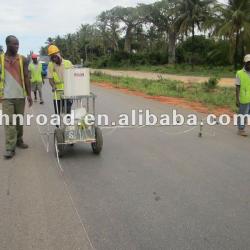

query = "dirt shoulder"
[92,81,234,117]
[91,69,235,87]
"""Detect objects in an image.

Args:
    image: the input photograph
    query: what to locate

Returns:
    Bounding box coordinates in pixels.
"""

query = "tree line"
[40,0,250,70]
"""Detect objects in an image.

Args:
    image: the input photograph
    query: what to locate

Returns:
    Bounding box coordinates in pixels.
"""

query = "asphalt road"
[0,81,250,250]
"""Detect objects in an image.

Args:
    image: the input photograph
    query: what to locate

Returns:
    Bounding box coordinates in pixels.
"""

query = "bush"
[90,50,169,68]
[203,77,219,91]
[207,41,231,66]
[146,51,168,65]
[176,36,231,66]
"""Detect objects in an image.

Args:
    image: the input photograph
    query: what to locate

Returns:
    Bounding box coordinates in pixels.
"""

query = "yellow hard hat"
[48,45,60,56]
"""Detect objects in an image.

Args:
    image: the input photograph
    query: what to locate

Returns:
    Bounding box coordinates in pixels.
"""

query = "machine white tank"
[63,67,90,97]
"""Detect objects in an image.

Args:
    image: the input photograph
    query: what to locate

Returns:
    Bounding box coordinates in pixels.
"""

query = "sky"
[0,0,155,55]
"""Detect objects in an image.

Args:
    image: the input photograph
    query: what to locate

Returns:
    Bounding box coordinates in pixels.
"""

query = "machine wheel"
[54,128,65,158]
[91,127,103,154]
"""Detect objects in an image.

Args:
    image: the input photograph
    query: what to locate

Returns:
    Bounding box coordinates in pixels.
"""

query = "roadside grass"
[95,64,235,78]
[91,71,236,112]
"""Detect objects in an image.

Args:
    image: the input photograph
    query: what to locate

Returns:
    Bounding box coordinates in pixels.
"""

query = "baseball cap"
[244,54,250,63]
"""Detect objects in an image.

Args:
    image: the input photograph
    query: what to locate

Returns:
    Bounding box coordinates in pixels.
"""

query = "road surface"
[0,82,249,250]
[91,69,235,87]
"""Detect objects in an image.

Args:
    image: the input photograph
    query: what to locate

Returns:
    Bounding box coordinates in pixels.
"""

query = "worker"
[236,54,250,137]
[28,53,44,104]
[47,45,73,115]
[0,35,32,159]
[0,46,4,98]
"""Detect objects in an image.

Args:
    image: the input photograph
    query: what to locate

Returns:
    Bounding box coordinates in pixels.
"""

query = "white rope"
[29,106,64,173]
[29,106,49,152]
[102,127,118,136]
[61,176,96,250]
[54,138,64,173]
[157,126,197,136]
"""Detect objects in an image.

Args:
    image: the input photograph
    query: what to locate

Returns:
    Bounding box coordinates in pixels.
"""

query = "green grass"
[91,71,236,112]
[95,64,235,78]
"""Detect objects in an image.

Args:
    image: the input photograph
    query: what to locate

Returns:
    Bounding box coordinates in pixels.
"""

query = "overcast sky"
[0,0,156,55]
[1,0,227,55]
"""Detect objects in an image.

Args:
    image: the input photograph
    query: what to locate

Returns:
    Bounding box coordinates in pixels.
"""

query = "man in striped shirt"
[0,35,33,159]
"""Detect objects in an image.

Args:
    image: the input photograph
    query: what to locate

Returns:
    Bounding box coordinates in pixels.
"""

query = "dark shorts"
[31,83,43,92]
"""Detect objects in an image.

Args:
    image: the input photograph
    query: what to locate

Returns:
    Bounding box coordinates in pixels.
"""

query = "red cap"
[31,53,38,59]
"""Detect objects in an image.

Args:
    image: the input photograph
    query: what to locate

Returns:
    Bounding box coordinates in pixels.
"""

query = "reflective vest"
[236,69,250,104]
[48,59,72,100]
[29,63,43,83]
[0,54,26,98]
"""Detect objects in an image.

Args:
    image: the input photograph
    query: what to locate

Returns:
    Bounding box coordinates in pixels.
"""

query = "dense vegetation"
[41,0,250,72]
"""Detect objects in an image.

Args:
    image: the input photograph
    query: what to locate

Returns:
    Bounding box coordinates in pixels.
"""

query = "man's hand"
[27,96,33,107]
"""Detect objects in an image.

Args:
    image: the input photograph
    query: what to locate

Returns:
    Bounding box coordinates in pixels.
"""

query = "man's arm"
[236,75,240,107]
[23,57,32,106]
[49,78,56,91]
[39,63,45,84]
[27,63,31,80]
[236,85,240,107]
[47,63,56,91]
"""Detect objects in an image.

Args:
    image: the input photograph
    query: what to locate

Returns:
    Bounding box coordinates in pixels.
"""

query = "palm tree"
[45,37,54,45]
[215,0,250,70]
[176,0,215,68]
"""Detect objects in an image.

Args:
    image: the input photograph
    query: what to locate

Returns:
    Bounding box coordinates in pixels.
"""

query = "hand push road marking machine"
[54,67,103,158]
